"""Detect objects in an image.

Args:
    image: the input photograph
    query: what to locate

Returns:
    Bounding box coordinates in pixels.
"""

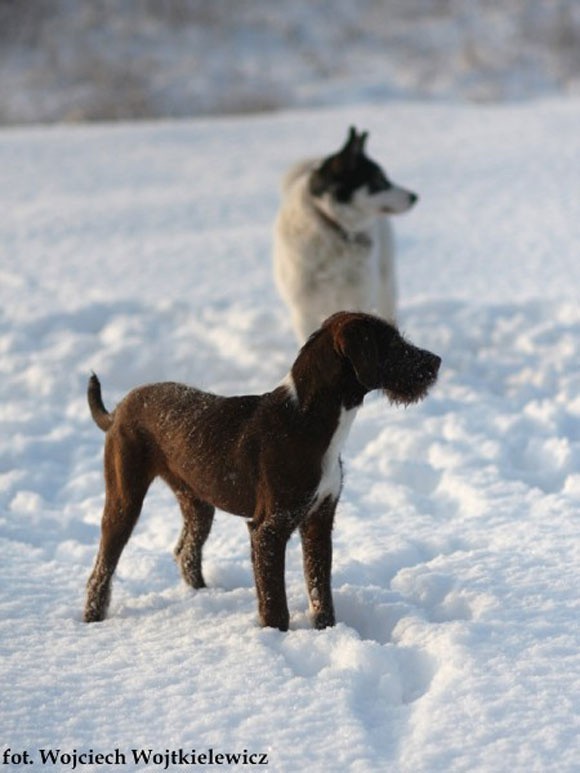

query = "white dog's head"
[310,127,418,232]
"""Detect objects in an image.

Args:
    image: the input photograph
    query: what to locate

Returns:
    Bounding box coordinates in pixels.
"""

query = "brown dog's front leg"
[300,496,337,629]
[248,520,293,631]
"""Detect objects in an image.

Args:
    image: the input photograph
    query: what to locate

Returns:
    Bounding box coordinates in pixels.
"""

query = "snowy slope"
[1,101,579,772]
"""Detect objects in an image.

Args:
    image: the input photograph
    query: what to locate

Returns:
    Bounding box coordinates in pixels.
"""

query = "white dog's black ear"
[335,322,379,390]
[346,126,358,148]
[341,127,369,164]
[357,130,369,154]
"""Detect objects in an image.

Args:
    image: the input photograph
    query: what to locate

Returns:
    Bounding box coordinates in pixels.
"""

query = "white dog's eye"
[369,172,391,193]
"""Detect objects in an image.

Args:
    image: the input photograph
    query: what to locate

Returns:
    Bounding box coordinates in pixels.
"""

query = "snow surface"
[1,100,580,771]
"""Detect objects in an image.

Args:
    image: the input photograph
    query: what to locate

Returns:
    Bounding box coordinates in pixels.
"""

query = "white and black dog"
[274,127,418,342]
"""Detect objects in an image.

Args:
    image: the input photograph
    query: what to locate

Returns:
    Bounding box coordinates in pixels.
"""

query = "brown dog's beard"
[383,382,434,407]
[382,351,441,406]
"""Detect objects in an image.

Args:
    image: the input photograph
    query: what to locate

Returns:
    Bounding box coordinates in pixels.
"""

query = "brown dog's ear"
[335,320,379,390]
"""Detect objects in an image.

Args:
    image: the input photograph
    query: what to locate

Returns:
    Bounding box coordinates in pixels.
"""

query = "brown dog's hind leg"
[84,432,152,623]
[300,496,337,629]
[167,475,215,589]
[84,494,149,622]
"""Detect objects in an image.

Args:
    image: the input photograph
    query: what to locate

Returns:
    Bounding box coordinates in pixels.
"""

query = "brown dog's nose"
[419,351,441,383]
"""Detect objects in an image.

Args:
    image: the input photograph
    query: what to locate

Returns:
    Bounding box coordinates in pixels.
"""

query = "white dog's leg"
[293,307,322,343]
[376,219,397,323]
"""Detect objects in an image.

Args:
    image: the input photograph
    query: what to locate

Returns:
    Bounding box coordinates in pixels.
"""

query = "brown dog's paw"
[260,610,290,632]
[313,610,335,630]
[83,605,106,623]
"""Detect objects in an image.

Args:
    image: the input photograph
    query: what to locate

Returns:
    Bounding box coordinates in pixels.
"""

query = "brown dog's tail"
[88,372,114,432]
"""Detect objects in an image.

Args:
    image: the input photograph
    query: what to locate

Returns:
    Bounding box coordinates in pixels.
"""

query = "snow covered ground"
[1,99,579,771]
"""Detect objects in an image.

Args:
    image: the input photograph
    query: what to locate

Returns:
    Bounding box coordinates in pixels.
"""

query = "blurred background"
[1,0,580,125]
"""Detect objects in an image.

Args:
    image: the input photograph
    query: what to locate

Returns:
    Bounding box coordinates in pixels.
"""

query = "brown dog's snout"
[427,352,442,375]
[418,351,441,383]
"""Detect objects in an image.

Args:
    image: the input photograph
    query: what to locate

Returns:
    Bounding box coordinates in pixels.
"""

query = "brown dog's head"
[326,312,441,406]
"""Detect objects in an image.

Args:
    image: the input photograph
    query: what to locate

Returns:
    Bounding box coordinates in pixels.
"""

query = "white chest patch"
[311,406,358,511]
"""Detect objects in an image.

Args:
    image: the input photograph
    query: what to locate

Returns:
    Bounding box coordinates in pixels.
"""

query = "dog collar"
[313,204,372,248]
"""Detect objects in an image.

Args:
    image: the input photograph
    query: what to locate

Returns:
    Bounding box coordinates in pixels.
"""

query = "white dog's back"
[280,158,319,193]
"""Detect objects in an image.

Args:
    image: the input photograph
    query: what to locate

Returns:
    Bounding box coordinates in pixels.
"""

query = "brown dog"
[84,312,440,630]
